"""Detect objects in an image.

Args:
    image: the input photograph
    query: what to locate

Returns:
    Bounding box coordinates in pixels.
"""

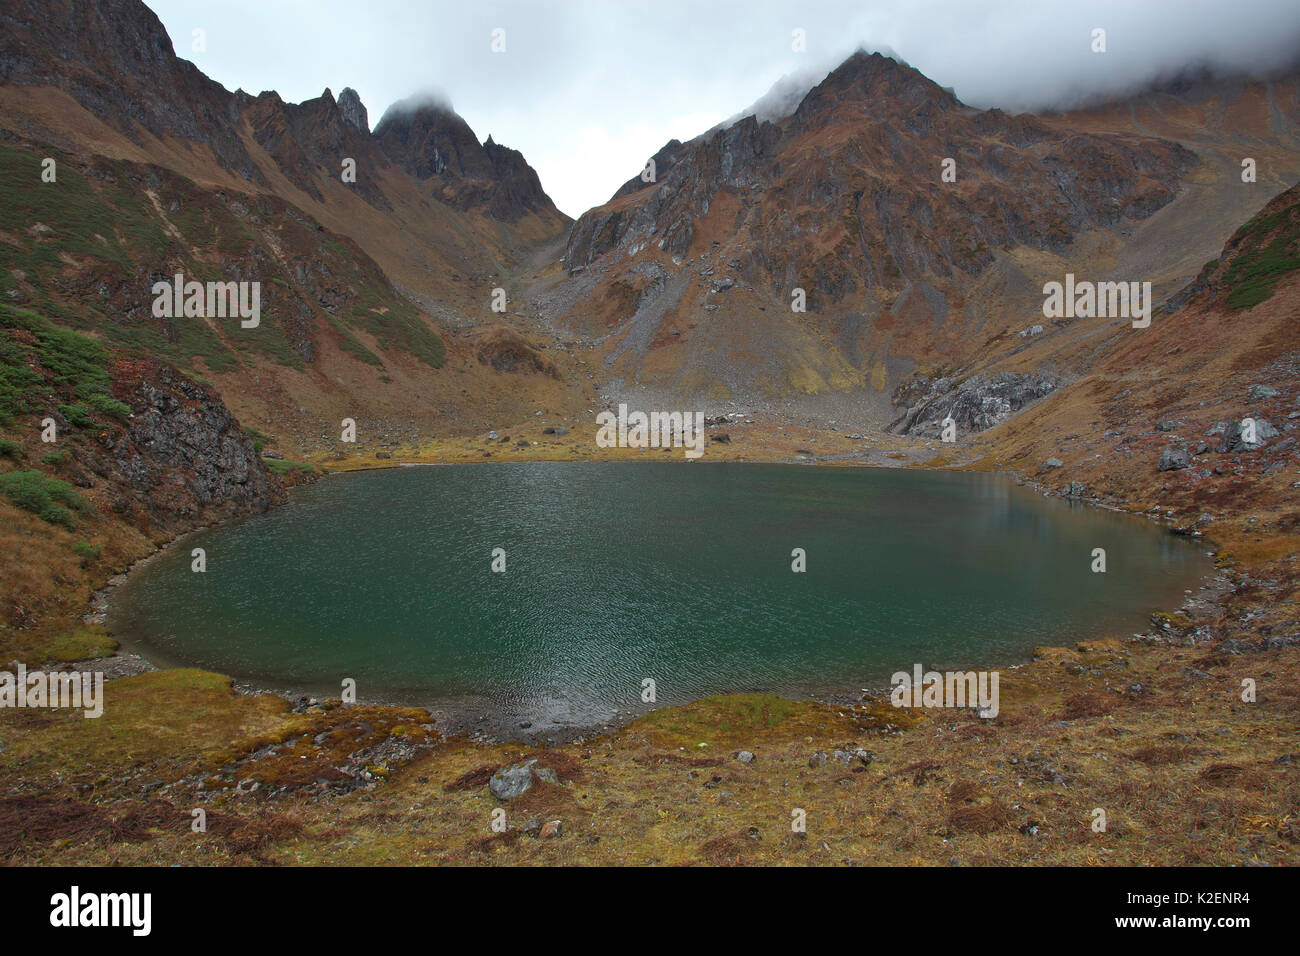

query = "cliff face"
[1,303,284,533]
[337,88,369,132]
[0,0,265,181]
[374,101,493,181]
[107,360,286,529]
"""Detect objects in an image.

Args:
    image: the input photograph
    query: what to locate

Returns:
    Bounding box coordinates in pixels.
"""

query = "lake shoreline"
[93,453,1230,746]
[18,412,1298,867]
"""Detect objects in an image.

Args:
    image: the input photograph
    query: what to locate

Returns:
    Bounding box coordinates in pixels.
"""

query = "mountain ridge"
[2,0,1298,448]
[544,49,1299,420]
[0,0,582,449]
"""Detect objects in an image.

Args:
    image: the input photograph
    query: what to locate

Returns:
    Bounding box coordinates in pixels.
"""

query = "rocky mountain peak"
[791,49,960,127]
[338,87,368,131]
[3,0,564,225]
[372,99,562,220]
[373,98,486,179]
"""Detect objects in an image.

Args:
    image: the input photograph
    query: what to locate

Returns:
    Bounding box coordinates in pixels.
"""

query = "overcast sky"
[146,0,1300,218]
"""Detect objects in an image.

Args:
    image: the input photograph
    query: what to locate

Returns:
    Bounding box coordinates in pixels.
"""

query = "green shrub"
[0,470,91,526]
[1,304,124,426]
[40,503,75,528]
[265,458,317,476]
[84,392,131,421]
[73,540,99,566]
[57,403,100,430]
[1223,206,1300,310]
[243,425,274,456]
[0,470,52,512]
[0,335,44,425]
[0,438,21,460]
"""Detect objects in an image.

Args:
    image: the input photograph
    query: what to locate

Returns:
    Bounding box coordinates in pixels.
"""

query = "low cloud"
[373,88,456,126]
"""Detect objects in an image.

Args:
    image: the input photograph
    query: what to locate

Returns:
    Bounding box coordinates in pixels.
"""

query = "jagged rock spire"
[338,87,369,132]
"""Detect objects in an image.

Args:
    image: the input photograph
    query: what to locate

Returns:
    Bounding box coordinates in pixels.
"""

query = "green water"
[108,462,1210,733]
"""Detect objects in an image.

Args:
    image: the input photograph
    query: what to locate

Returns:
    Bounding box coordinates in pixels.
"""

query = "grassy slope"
[0,143,445,374]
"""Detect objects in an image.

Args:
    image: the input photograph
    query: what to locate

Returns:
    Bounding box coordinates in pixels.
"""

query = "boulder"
[832,749,873,766]
[1249,384,1280,401]
[1215,418,1279,453]
[1157,446,1190,471]
[488,759,538,800]
[539,820,562,839]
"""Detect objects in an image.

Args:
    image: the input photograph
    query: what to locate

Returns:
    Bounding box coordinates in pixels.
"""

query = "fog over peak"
[715,66,831,132]
[147,0,1300,217]
[373,89,457,127]
[714,45,925,134]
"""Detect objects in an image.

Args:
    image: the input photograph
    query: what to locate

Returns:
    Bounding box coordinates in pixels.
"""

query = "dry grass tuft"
[946,779,982,804]
[699,829,763,866]
[1131,745,1203,766]
[1199,763,1245,784]
[1060,693,1114,720]
[947,800,1015,834]
[444,765,495,792]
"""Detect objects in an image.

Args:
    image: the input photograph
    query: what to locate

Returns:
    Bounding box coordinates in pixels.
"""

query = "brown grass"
[946,801,1015,834]
[1130,745,1203,766]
